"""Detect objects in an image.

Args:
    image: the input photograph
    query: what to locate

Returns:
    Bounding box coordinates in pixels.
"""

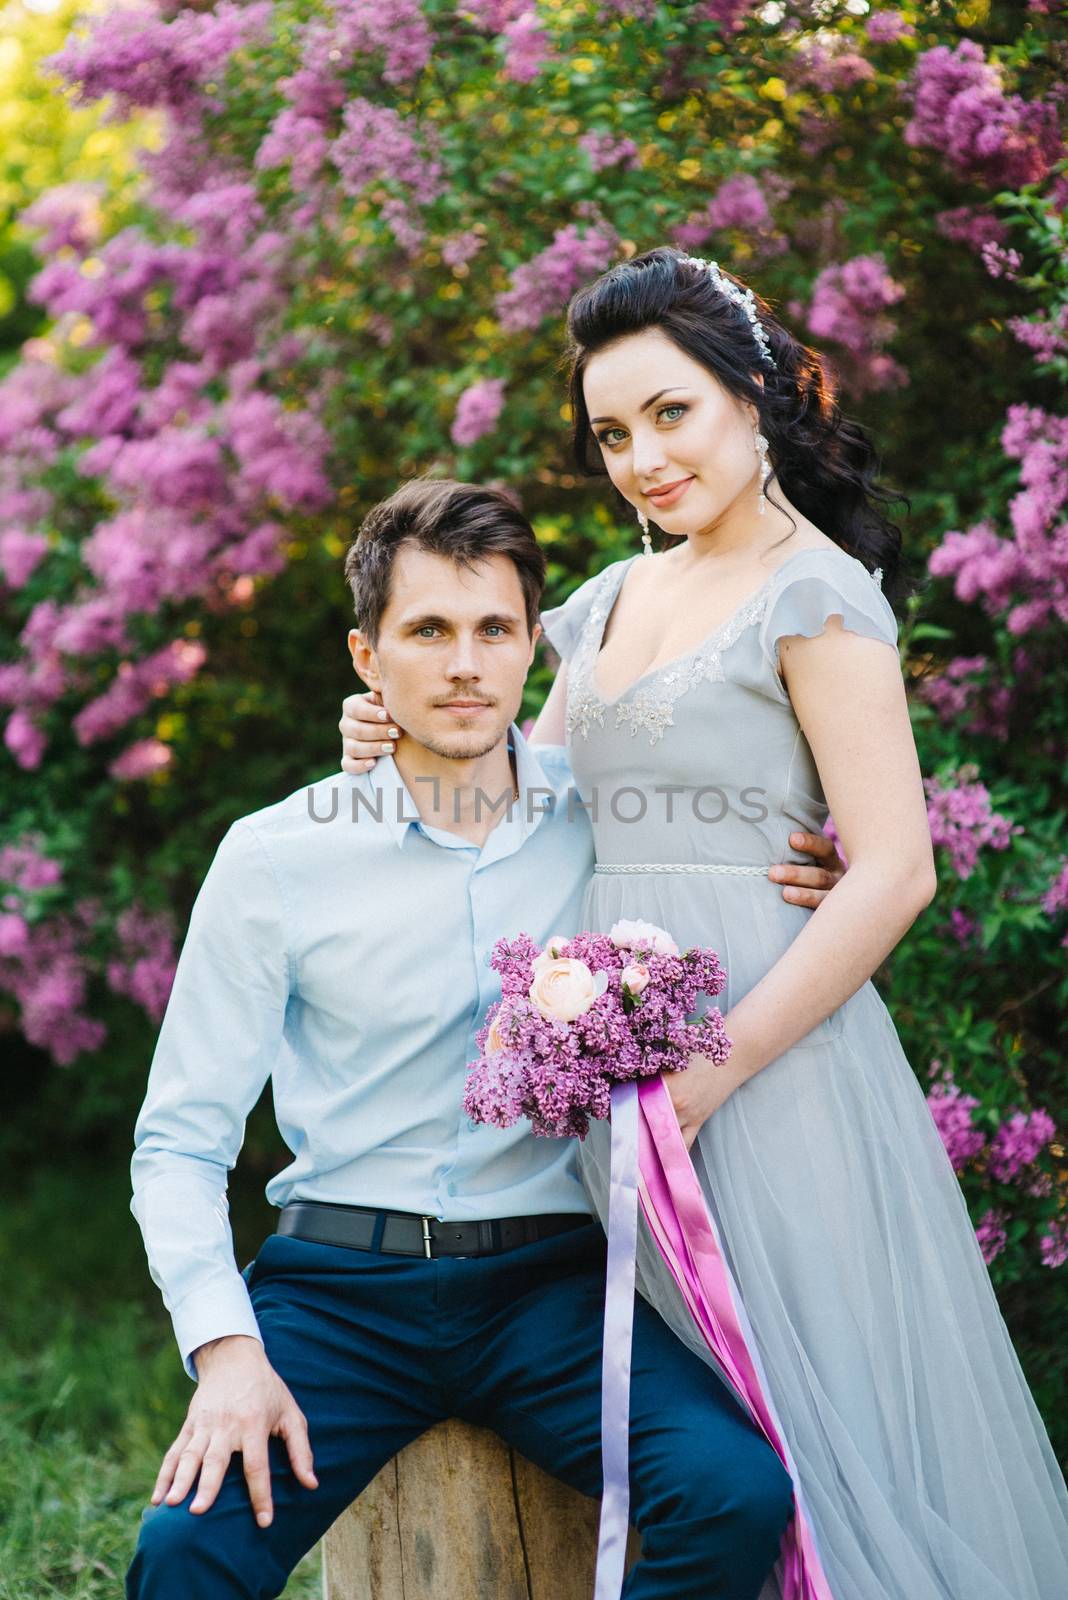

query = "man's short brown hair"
[344,478,546,646]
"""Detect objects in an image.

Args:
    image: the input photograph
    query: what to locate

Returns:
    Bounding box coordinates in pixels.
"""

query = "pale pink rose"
[531,932,572,974]
[609,919,679,957]
[620,961,650,997]
[529,957,599,1022]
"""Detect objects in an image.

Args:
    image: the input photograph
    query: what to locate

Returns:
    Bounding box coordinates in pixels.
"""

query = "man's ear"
[528,620,543,666]
[348,628,381,689]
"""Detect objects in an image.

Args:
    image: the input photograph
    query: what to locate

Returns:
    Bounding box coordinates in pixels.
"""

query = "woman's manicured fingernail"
[387,728,400,739]
[381,742,394,753]
[377,707,388,721]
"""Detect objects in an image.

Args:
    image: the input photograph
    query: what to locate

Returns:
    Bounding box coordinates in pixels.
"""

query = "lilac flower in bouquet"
[463,919,732,1139]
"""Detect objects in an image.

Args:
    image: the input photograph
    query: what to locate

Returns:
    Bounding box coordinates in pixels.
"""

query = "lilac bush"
[0,0,1065,1424]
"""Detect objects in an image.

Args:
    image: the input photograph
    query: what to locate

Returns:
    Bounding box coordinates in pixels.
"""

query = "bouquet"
[463,918,734,1139]
[464,914,834,1600]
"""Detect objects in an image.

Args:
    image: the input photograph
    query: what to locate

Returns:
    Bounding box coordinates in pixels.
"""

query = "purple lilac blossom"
[451,379,506,446]
[905,41,1064,191]
[805,254,908,396]
[501,11,554,83]
[496,222,618,332]
[579,132,641,173]
[927,407,1068,637]
[926,1070,987,1171]
[865,10,915,44]
[1039,1219,1068,1269]
[988,1110,1057,1183]
[975,1208,1008,1265]
[923,770,1020,880]
[105,904,178,1019]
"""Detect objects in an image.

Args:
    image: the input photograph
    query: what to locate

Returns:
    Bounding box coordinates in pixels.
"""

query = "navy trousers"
[127,1222,792,1599]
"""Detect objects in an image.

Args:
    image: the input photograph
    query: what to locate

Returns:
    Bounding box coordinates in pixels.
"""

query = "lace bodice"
[559,551,886,748]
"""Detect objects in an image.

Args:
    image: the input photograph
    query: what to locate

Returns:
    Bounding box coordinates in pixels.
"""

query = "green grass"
[0,1154,323,1598]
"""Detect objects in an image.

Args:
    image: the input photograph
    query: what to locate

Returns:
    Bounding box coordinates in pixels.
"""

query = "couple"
[128,249,1068,1599]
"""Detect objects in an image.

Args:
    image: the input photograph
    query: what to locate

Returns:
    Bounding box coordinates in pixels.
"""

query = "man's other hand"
[151,1334,318,1527]
[768,830,847,908]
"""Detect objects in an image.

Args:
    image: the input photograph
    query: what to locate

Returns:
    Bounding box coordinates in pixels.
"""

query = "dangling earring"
[754,430,770,517]
[637,508,653,556]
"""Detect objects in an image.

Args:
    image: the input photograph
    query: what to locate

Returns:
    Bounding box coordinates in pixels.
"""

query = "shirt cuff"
[174,1277,264,1382]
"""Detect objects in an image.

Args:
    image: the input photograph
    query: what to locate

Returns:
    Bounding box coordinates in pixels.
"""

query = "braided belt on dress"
[594,862,769,876]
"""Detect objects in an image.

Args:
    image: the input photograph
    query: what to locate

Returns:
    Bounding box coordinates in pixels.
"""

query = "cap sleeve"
[539,562,625,665]
[758,551,899,680]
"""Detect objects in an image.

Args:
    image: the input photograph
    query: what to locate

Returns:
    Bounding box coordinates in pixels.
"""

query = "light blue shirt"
[131,727,594,1376]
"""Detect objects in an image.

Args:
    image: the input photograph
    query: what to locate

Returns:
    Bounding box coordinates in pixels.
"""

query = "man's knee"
[126,1500,251,1598]
[729,1449,795,1549]
[642,1430,793,1546]
[637,1446,794,1589]
[127,1504,188,1596]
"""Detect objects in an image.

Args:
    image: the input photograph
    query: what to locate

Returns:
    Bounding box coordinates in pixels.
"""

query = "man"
[127,478,836,1598]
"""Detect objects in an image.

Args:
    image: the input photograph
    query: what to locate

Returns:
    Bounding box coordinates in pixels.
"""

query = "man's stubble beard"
[415,718,512,764]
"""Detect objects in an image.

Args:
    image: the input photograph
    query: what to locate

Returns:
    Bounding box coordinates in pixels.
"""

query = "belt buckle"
[421,1216,433,1259]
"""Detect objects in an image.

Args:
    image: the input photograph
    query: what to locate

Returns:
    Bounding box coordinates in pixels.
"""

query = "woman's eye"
[596,407,685,447]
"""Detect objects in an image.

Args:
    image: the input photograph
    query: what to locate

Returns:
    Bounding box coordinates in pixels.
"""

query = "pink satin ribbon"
[595,1076,835,1600]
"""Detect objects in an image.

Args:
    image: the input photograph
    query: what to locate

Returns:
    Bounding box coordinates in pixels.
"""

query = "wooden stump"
[322,1418,640,1600]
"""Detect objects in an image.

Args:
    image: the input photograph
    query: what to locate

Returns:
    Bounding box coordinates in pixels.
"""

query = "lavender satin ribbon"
[594,1079,639,1600]
[593,1075,835,1600]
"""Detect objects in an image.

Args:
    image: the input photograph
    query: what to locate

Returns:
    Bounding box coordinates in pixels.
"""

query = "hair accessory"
[678,255,777,370]
[637,508,654,556]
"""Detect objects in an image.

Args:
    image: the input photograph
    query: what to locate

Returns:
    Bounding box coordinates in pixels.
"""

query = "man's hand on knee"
[151,1334,318,1527]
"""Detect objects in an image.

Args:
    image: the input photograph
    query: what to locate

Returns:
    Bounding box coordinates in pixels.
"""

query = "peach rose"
[620,961,650,997]
[529,957,599,1022]
[485,1009,508,1054]
[609,919,679,957]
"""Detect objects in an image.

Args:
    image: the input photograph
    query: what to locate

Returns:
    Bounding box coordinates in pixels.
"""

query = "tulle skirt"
[578,871,1068,1600]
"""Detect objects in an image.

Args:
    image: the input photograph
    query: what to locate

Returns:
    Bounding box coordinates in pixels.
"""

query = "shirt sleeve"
[757,553,899,682]
[131,821,291,1380]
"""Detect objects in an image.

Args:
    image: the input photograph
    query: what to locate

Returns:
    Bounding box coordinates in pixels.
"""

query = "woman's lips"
[645,476,694,509]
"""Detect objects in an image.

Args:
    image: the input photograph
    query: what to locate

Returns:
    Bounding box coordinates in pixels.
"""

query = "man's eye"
[484,625,506,637]
[416,627,439,638]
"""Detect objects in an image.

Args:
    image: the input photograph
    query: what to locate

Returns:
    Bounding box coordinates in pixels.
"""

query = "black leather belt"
[277,1200,591,1259]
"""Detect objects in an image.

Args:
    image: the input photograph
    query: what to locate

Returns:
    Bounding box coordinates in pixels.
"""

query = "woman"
[338,248,1068,1597]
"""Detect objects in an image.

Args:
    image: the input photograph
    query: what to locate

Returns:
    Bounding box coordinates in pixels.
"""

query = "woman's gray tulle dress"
[539,545,1068,1600]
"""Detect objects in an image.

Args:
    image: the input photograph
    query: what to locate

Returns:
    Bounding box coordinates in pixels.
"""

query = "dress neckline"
[590,546,833,707]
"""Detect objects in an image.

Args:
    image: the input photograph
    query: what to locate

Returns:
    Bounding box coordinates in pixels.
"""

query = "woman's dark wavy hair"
[565,246,918,610]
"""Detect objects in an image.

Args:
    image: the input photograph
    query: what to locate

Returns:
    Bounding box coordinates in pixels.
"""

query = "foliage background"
[0,0,1065,1592]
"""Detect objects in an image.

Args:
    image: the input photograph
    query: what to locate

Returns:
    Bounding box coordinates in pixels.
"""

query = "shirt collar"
[359,723,561,854]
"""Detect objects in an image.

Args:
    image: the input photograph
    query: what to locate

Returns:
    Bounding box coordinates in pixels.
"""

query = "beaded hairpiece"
[677,254,777,370]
